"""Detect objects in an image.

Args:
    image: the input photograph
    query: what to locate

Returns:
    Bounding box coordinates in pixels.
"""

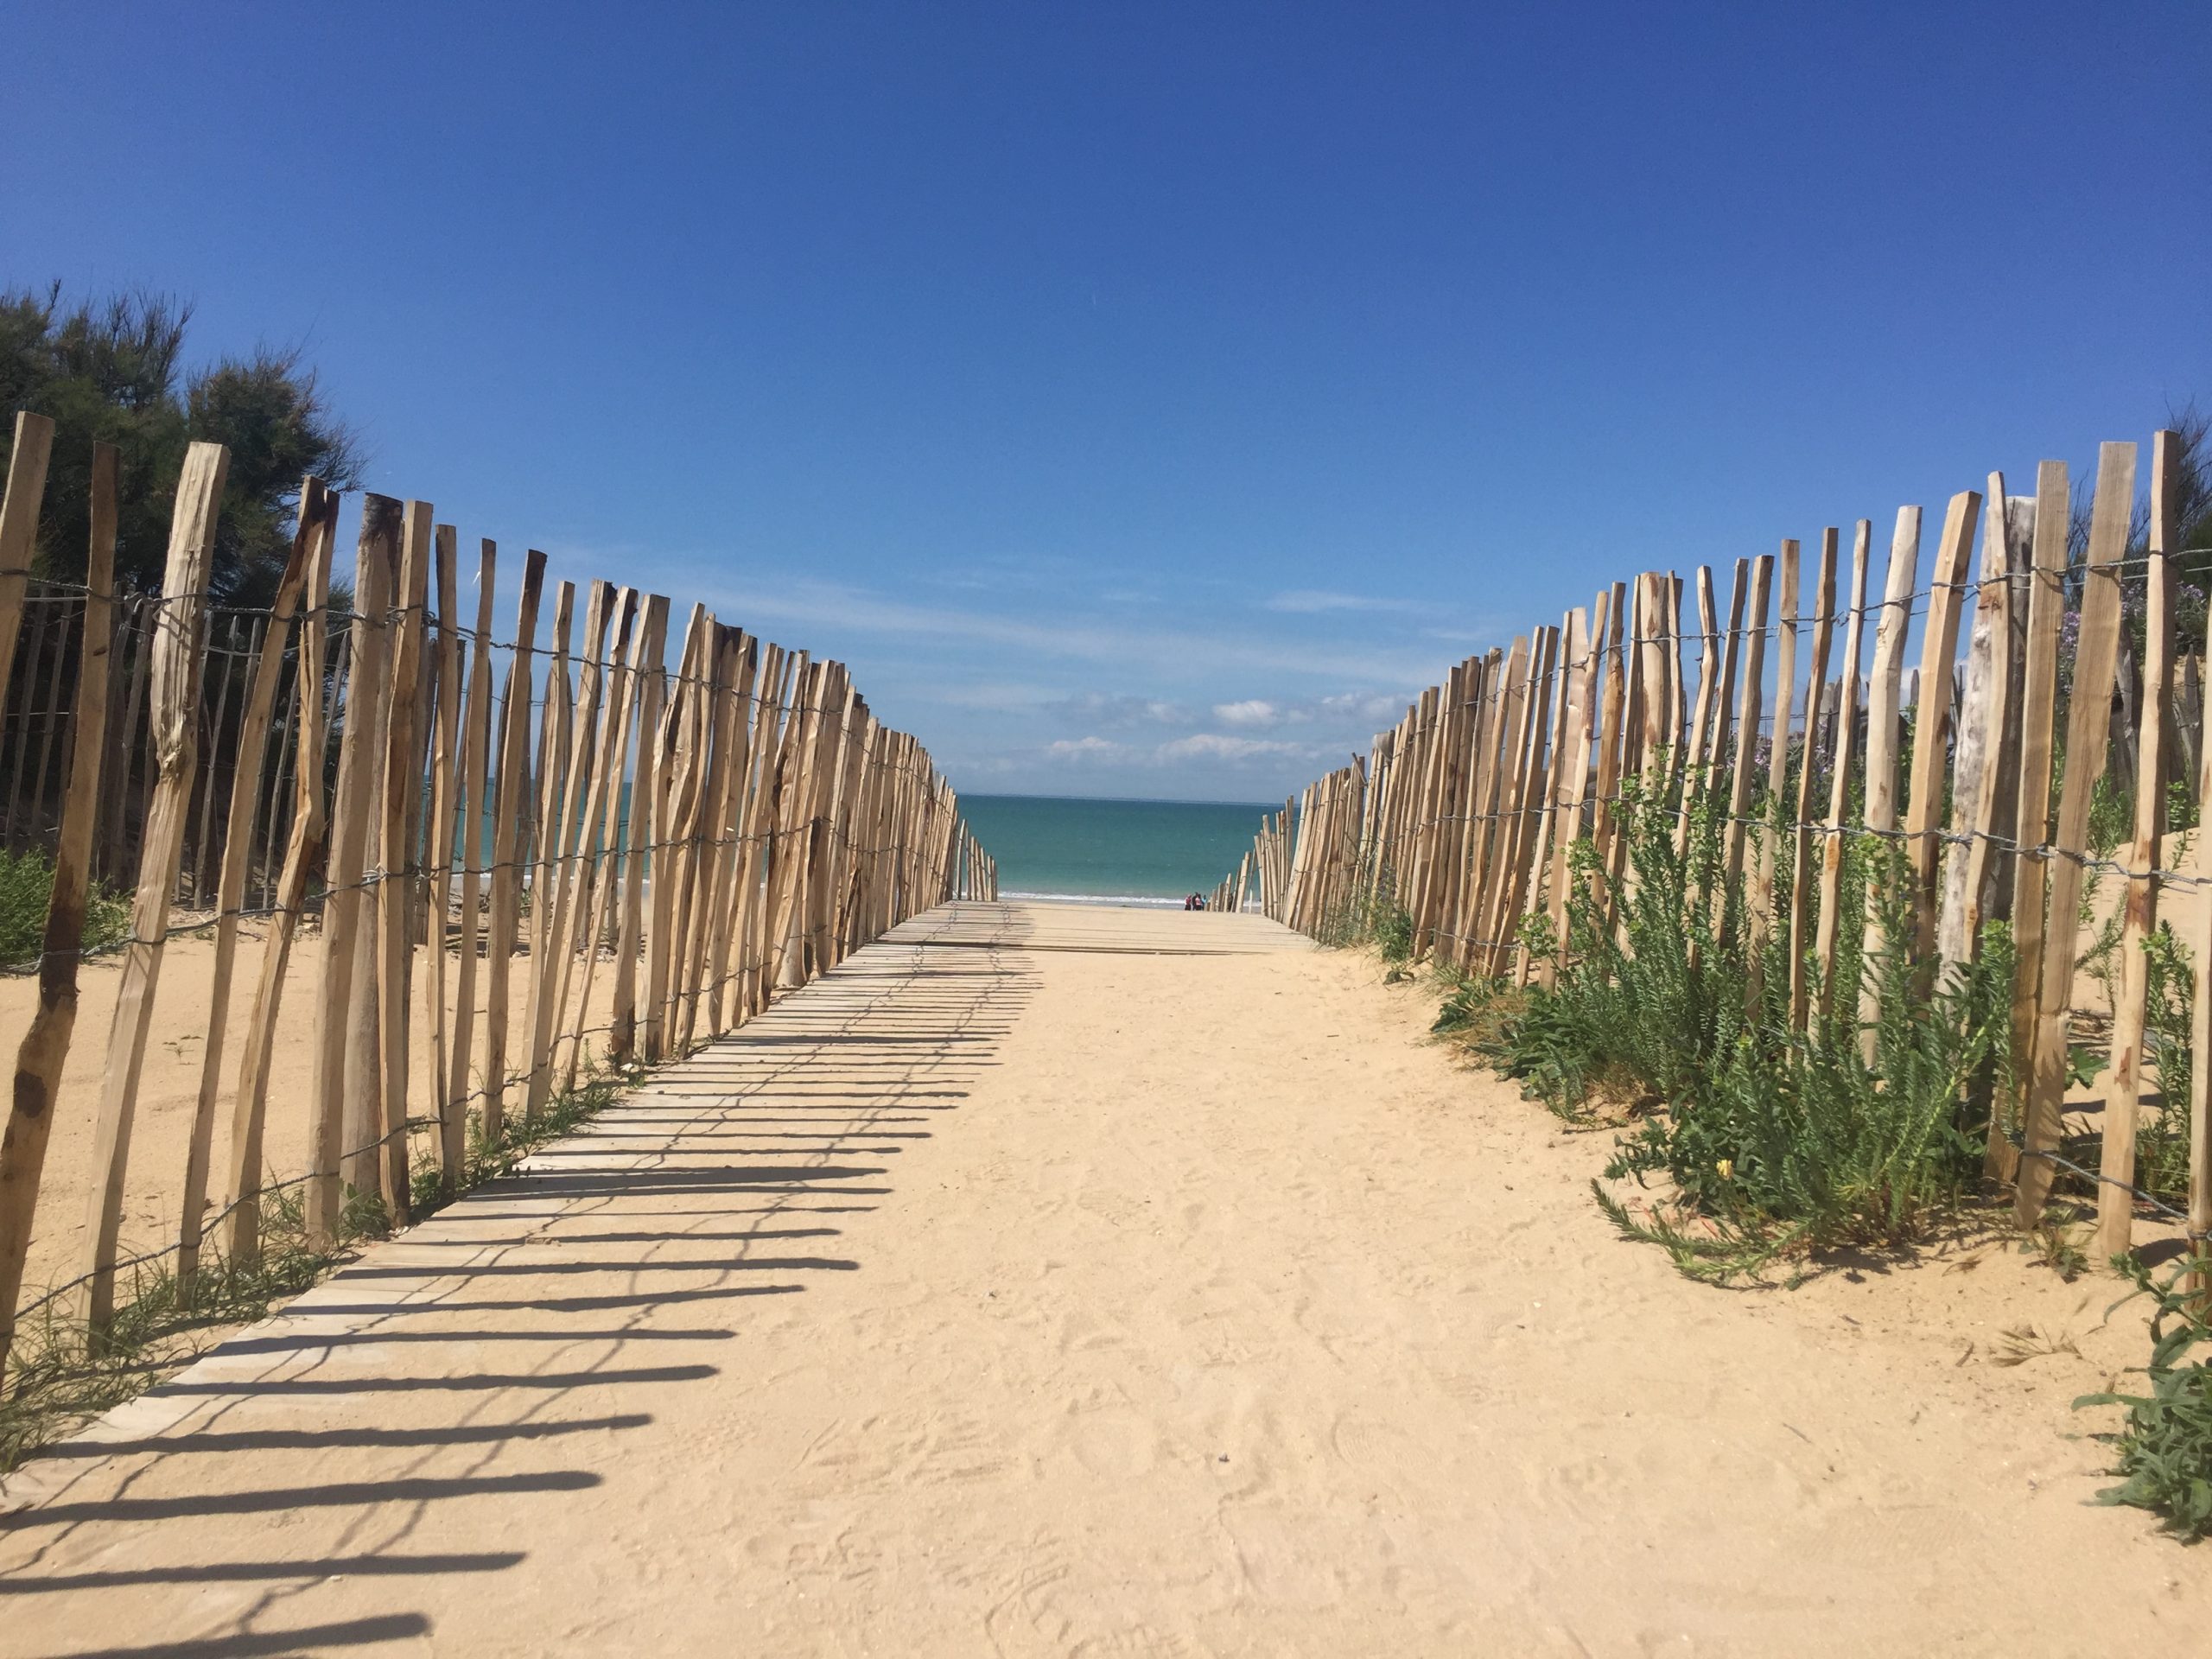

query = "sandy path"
[0,900,2202,1656]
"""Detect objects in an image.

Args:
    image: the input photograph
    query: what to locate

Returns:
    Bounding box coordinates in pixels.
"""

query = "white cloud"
[1045,735,1124,760]
[1265,589,1424,615]
[1198,690,1408,732]
[1316,690,1408,724]
[1155,733,1322,762]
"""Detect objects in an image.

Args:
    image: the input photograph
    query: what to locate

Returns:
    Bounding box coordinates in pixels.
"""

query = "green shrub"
[2077,1253,2212,1540]
[1321,865,1414,964]
[1460,782,2014,1280]
[1482,785,1769,1120]
[1608,908,2011,1242]
[0,847,131,973]
[1370,899,1414,967]
[1433,974,1532,1061]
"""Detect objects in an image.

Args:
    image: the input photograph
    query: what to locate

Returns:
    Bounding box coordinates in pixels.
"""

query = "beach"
[960,793,1272,906]
[0,901,2194,1655]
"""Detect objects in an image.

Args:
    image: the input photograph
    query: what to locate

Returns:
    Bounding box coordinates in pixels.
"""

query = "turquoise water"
[960,793,1274,906]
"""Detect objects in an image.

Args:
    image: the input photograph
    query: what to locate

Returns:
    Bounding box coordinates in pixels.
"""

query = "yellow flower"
[1716,1159,1733,1179]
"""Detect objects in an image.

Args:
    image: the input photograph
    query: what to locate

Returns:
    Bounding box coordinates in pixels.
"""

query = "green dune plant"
[1459,786,2014,1281]
[2077,1252,2212,1540]
[0,846,129,972]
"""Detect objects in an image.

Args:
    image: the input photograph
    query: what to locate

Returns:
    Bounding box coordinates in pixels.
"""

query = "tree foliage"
[0,285,363,606]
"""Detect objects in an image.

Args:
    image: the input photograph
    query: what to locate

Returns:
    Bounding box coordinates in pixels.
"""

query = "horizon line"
[961,790,1281,810]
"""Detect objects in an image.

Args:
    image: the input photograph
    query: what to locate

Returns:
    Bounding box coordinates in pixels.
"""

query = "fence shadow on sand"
[0,906,1041,1656]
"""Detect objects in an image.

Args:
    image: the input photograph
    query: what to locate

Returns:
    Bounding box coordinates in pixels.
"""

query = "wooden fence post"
[442,541,499,1174]
[1661,573,1688,798]
[734,648,799,1024]
[223,481,338,1263]
[314,496,397,1239]
[1400,683,1446,952]
[646,608,711,1058]
[1994,465,2069,1181]
[583,594,652,1052]
[1855,507,1922,1052]
[77,441,229,1333]
[2098,433,2178,1259]
[525,582,603,1117]
[1636,573,1671,791]
[1749,540,1801,956]
[763,659,830,993]
[1940,480,2026,969]
[1542,594,1608,986]
[1456,658,1504,965]
[481,550,547,1135]
[675,627,741,1043]
[373,503,434,1221]
[1587,582,1630,925]
[1,441,116,1376]
[698,630,759,1034]
[1719,555,1771,946]
[1518,616,1586,983]
[175,490,318,1288]
[1495,629,1560,977]
[1811,522,1873,1027]
[1903,493,1980,966]
[2017,442,2136,1226]
[518,580,580,1115]
[423,524,463,1188]
[556,589,642,1088]
[608,594,671,1058]
[0,413,56,712]
[1787,530,1839,1029]
[1425,663,1477,958]
[1682,568,1723,836]
[1465,644,1526,964]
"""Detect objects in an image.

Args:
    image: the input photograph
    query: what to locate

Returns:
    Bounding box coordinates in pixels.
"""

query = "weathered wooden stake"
[78,442,229,1333]
[2,442,117,1376]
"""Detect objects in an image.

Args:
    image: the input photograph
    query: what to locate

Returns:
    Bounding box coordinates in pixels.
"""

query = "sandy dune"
[0,900,2202,1656]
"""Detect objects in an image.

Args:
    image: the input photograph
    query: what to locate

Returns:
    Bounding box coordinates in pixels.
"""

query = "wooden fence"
[1215,433,2209,1265]
[0,410,996,1370]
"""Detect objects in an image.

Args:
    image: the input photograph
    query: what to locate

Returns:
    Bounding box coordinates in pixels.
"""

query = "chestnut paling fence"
[0,410,997,1374]
[1214,432,2209,1268]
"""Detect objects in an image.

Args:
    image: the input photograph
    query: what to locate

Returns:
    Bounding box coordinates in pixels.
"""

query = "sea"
[959,794,1275,908]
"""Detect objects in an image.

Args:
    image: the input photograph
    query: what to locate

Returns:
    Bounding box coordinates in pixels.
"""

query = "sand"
[0,925,625,1307]
[0,899,2203,1655]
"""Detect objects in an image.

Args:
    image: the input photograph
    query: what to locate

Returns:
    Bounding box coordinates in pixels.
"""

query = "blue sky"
[6,2,2207,800]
